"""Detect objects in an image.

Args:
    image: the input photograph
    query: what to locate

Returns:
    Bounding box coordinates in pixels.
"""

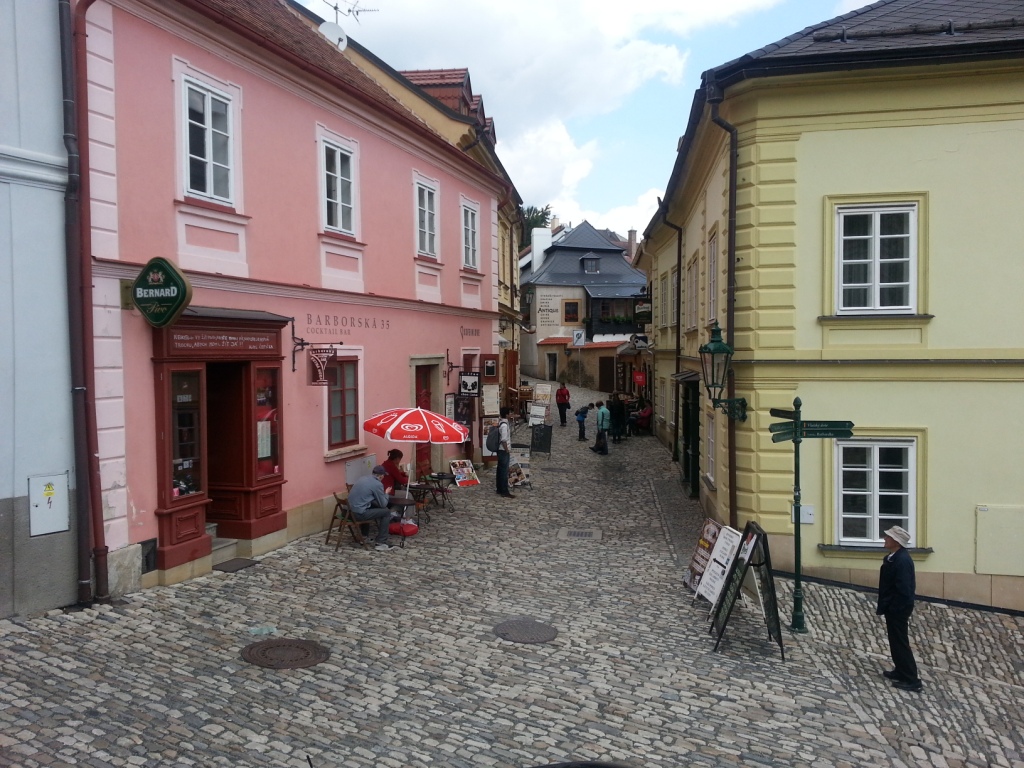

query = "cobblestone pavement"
[2,381,1023,768]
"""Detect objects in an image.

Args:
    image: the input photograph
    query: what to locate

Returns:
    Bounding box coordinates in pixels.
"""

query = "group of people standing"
[555,384,643,456]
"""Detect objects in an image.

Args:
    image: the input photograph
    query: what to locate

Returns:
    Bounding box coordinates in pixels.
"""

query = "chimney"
[531,227,552,274]
[550,216,560,231]
[628,229,637,261]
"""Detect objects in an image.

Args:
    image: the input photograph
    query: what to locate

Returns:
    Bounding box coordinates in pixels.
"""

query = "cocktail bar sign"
[131,257,193,328]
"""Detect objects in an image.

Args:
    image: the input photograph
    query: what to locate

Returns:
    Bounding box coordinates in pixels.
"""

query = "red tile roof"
[537,337,571,346]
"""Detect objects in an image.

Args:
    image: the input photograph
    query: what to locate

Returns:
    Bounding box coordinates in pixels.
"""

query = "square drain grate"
[557,527,602,541]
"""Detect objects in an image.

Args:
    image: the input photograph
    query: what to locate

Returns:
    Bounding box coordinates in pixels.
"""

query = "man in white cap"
[876,526,922,692]
[347,465,397,551]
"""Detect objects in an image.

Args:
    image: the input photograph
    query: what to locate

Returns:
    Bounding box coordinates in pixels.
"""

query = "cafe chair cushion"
[389,520,419,537]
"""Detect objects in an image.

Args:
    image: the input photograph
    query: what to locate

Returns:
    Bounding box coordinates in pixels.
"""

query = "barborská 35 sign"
[132,257,192,328]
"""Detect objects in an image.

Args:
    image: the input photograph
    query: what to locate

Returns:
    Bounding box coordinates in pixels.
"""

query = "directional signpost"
[768,399,854,633]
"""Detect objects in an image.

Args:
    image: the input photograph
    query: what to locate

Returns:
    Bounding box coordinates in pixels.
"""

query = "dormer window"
[583,257,599,274]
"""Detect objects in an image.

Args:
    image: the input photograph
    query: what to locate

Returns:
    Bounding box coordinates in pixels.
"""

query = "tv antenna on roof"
[325,1,377,24]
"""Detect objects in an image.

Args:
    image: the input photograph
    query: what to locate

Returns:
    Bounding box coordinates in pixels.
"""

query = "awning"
[182,306,291,325]
[670,370,701,382]
[585,285,646,299]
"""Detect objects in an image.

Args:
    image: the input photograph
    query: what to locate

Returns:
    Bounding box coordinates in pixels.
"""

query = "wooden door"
[598,356,615,393]
[415,366,432,478]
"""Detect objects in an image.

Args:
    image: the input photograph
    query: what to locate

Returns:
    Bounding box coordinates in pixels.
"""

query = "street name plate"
[802,420,854,430]
[771,430,796,443]
[769,422,796,433]
[802,428,854,439]
[769,408,797,420]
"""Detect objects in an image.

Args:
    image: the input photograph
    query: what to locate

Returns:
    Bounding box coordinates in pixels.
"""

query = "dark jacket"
[877,546,916,617]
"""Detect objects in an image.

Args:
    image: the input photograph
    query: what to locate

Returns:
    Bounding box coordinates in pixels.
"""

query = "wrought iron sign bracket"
[290,317,344,372]
[444,348,462,385]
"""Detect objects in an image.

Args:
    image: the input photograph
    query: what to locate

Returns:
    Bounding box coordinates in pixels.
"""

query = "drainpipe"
[70,0,110,601]
[707,74,740,530]
[662,213,683,463]
[59,0,94,605]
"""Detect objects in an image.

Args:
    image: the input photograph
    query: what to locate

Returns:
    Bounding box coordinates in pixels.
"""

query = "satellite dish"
[318,21,348,51]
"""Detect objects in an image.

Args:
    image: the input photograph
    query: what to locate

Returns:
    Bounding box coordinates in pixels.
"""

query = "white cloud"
[553,187,664,240]
[833,0,871,14]
[301,0,788,238]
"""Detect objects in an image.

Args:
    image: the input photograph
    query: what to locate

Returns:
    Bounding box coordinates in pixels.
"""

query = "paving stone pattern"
[1,381,1022,767]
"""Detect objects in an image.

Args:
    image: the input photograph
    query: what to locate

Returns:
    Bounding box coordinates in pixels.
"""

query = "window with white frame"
[671,268,679,327]
[416,181,437,257]
[659,275,668,326]
[462,202,478,269]
[685,261,698,329]
[323,141,354,234]
[583,257,599,274]
[705,411,715,482]
[835,438,916,544]
[185,79,233,203]
[837,204,916,314]
[707,234,718,323]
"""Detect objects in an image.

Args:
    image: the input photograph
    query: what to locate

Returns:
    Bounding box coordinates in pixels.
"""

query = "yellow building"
[642,0,1024,610]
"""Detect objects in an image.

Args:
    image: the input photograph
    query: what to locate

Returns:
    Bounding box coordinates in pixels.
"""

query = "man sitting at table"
[347,466,397,551]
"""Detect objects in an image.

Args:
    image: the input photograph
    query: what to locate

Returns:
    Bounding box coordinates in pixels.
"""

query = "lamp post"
[697,321,746,422]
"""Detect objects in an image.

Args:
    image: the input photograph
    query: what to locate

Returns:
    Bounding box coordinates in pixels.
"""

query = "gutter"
[706,73,740,531]
[661,213,683,463]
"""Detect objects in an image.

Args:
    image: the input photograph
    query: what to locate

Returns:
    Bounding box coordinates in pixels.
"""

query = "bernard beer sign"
[131,257,192,328]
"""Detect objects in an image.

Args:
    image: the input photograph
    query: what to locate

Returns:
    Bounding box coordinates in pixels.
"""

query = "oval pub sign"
[132,257,193,328]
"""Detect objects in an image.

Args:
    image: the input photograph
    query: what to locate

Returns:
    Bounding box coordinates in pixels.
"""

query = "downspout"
[59,0,93,605]
[662,213,683,463]
[71,0,109,600]
[707,74,740,530]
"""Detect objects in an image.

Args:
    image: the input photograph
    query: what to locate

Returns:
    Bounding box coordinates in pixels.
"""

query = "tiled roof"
[718,0,1024,78]
[552,221,626,253]
[181,0,433,135]
[537,337,572,346]
[401,69,471,87]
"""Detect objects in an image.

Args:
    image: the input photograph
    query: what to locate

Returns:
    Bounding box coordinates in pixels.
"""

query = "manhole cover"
[240,639,330,669]
[494,617,558,644]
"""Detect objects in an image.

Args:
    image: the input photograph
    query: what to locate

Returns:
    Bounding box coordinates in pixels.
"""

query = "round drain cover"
[494,617,558,644]
[240,638,330,669]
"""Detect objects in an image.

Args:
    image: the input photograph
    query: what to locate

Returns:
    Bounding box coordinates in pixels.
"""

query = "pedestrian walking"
[877,525,923,692]
[495,406,515,499]
[555,383,571,427]
[575,403,593,441]
[591,400,610,455]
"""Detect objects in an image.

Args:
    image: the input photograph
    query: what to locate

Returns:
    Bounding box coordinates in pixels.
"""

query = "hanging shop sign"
[633,371,647,386]
[131,257,192,328]
[308,347,338,386]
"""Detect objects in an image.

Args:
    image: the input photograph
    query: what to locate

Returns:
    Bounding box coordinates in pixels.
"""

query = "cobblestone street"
[1,382,1022,768]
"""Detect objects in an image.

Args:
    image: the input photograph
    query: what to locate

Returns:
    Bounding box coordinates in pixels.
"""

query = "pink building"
[73,0,510,590]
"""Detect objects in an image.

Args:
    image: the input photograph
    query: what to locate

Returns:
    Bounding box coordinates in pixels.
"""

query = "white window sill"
[324,444,368,463]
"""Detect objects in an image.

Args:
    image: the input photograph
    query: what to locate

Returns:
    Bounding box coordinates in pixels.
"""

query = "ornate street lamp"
[698,321,747,421]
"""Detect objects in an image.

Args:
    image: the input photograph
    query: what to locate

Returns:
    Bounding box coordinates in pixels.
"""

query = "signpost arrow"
[769,408,798,420]
[771,430,797,443]
[802,420,854,430]
[769,421,796,433]
[802,428,854,439]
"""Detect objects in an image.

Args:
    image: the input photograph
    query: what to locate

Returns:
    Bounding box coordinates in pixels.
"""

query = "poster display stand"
[685,518,723,591]
[709,521,785,660]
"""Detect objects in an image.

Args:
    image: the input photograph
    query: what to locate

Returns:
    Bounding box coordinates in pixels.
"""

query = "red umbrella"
[363,407,469,444]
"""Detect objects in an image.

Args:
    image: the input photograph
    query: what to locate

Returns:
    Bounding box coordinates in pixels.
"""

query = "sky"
[300,0,868,238]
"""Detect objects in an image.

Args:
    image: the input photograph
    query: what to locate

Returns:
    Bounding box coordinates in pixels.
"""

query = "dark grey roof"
[524,248,646,289]
[183,307,291,324]
[547,221,626,254]
[714,0,1024,86]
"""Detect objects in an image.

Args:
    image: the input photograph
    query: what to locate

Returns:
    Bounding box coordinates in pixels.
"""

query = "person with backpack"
[555,383,571,427]
[575,403,594,441]
[495,406,515,499]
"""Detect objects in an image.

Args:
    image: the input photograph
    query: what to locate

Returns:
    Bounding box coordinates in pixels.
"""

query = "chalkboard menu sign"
[709,521,785,660]
[530,424,553,456]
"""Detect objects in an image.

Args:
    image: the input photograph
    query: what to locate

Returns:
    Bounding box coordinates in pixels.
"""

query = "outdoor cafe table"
[387,495,420,524]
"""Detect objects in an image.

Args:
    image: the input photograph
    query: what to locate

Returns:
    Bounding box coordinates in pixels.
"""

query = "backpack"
[485,423,502,452]
[575,406,588,419]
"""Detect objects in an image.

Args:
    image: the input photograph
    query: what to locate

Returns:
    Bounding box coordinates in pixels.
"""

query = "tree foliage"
[520,204,552,246]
